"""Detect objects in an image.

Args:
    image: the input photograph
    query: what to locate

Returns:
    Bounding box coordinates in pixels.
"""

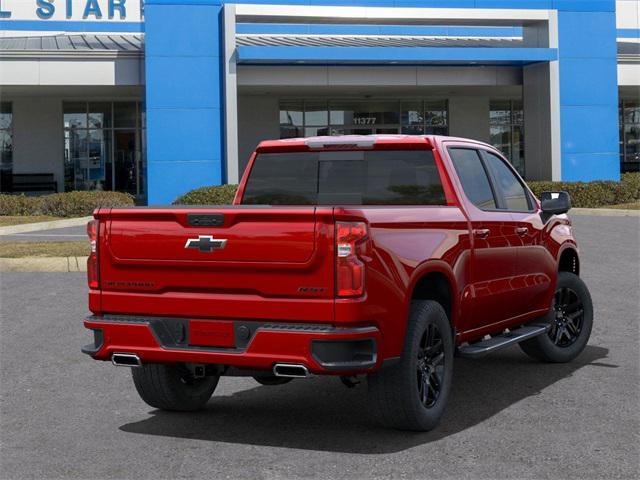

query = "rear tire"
[367,300,454,431]
[519,272,593,363]
[253,375,293,386]
[132,363,219,411]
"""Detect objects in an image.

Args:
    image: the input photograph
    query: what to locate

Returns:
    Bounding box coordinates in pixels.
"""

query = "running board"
[457,324,550,358]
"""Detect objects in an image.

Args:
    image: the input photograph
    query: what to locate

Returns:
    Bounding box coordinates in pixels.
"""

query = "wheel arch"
[408,261,459,331]
[558,245,580,276]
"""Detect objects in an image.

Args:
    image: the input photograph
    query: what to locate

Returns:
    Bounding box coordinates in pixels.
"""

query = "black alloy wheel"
[519,271,593,363]
[417,323,445,408]
[550,286,584,347]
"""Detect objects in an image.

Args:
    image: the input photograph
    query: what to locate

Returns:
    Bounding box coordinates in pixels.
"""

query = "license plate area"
[189,320,235,348]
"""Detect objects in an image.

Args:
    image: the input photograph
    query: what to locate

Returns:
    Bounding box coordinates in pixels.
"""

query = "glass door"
[114,130,141,196]
[63,101,146,201]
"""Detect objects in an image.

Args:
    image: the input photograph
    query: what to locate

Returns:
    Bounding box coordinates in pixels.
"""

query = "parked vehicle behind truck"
[82,135,592,431]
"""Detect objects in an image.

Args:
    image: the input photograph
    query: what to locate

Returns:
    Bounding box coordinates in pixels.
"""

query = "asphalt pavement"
[1,215,639,480]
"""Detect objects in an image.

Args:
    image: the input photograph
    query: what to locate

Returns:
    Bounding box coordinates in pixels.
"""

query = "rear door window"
[448,148,497,209]
[242,150,446,205]
[482,151,531,211]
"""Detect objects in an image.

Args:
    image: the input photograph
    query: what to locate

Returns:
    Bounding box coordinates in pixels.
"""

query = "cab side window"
[448,148,497,210]
[482,152,531,211]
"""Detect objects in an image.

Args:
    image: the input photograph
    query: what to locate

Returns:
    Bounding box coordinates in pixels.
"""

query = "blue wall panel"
[145,0,225,205]
[475,1,551,8]
[617,29,640,38]
[556,11,618,58]
[145,5,221,57]
[148,161,224,199]
[560,105,620,154]
[557,9,619,181]
[561,153,620,181]
[146,57,222,109]
[147,109,223,162]
[552,1,614,12]
[558,58,618,106]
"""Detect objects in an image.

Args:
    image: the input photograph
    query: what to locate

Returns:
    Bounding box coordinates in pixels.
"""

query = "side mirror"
[540,191,571,216]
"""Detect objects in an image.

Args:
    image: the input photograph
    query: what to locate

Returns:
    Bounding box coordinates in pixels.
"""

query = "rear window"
[241,150,446,205]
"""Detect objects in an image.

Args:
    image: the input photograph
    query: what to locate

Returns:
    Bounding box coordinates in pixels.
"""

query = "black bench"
[11,173,58,194]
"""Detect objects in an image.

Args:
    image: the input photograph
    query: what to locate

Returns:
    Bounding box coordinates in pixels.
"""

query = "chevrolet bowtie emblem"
[184,235,227,253]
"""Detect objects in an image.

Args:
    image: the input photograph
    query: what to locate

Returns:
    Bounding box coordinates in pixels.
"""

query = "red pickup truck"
[82,135,593,431]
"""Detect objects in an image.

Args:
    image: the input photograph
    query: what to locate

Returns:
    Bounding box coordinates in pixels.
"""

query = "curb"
[0,216,92,236]
[0,256,88,272]
[570,208,640,217]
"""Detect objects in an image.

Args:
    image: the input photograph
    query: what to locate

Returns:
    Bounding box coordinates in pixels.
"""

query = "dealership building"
[0,0,638,204]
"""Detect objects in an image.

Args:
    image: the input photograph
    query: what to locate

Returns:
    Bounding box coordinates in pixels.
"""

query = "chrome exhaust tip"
[273,363,309,378]
[111,353,142,367]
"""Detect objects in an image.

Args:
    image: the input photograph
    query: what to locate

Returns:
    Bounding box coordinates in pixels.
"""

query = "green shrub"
[0,191,134,217]
[0,194,43,216]
[39,191,134,217]
[173,184,239,205]
[527,172,640,208]
[619,172,640,202]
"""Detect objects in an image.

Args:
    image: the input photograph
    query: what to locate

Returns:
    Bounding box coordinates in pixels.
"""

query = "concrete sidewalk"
[570,207,640,217]
[0,216,92,236]
[0,256,88,272]
[0,226,87,242]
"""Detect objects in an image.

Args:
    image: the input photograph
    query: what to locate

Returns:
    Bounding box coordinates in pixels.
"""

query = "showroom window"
[620,99,640,173]
[279,99,448,138]
[63,101,146,200]
[490,100,525,176]
[0,102,12,193]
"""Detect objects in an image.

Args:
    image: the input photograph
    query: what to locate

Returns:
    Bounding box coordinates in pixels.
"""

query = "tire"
[367,300,454,431]
[519,271,593,363]
[253,375,293,386]
[131,363,219,411]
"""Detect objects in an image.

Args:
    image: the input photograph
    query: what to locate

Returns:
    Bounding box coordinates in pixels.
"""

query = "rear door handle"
[473,228,490,239]
[516,227,529,236]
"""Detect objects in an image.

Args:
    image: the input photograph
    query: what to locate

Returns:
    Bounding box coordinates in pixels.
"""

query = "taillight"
[335,221,368,297]
[87,220,99,289]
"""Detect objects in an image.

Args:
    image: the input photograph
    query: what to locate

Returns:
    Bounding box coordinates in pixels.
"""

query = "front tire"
[368,300,454,431]
[132,363,219,411]
[519,271,593,363]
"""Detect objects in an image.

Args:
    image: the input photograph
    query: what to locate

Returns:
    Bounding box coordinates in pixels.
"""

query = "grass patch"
[0,215,62,227]
[605,201,640,210]
[0,241,89,258]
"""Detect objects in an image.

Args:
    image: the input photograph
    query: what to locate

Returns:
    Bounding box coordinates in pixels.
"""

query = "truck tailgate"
[95,206,336,322]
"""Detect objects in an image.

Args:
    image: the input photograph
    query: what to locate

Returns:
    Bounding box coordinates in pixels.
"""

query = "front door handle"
[473,228,490,239]
[516,227,529,236]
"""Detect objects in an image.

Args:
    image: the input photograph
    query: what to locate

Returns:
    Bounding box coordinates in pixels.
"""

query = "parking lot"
[1,214,639,480]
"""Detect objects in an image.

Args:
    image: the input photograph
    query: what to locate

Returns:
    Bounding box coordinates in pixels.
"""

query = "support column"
[12,98,65,192]
[556,7,620,181]
[523,62,557,180]
[448,96,490,144]
[523,16,561,181]
[145,0,225,205]
[223,4,239,184]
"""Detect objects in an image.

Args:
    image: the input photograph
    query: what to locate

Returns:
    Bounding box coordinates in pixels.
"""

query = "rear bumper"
[82,315,380,375]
